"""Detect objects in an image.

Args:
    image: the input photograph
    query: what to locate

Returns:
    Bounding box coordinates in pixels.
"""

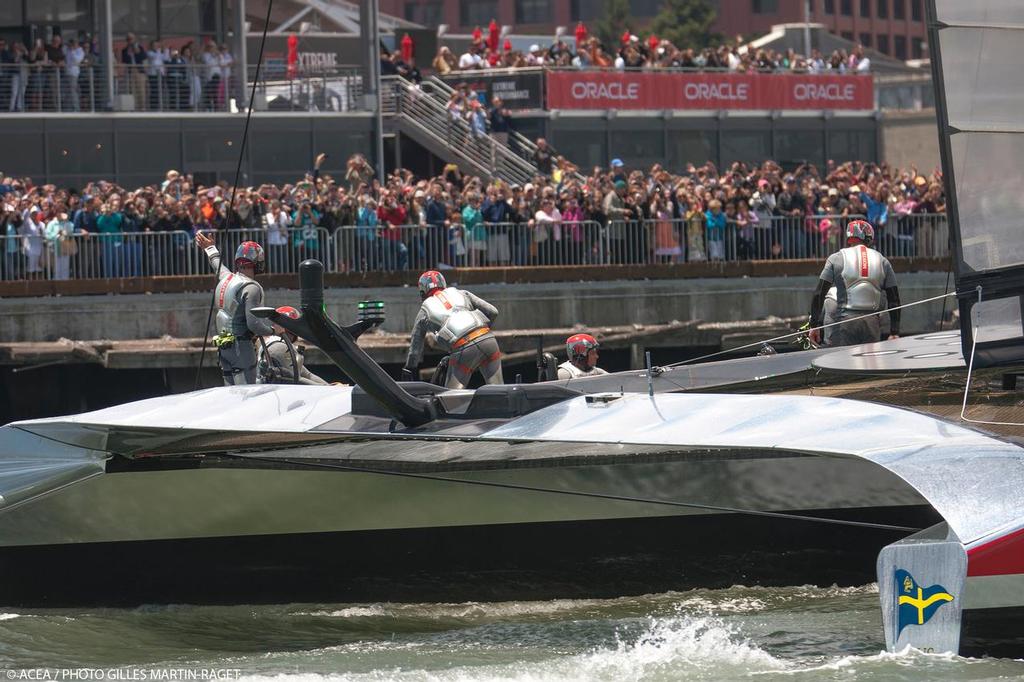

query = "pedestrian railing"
[0,214,950,282]
[0,64,364,114]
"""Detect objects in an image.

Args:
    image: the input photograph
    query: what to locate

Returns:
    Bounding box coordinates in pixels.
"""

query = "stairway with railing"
[381,75,539,185]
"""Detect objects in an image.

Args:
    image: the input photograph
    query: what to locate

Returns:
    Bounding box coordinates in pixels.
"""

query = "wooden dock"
[0,317,806,373]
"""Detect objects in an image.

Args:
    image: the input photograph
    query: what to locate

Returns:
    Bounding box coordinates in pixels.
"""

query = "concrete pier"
[2,272,951,344]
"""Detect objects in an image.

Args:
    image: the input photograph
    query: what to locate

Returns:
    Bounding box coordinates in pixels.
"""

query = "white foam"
[0,613,21,621]
[239,615,785,682]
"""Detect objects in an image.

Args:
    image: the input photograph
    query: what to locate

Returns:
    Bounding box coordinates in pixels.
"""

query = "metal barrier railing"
[0,63,364,114]
[0,214,950,281]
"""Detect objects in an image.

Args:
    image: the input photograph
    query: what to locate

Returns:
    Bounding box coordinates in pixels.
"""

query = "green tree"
[648,0,720,50]
[594,0,631,49]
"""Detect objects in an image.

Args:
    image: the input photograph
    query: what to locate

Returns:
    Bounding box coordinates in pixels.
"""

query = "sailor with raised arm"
[557,333,608,379]
[195,232,275,385]
[808,219,900,347]
[403,270,503,389]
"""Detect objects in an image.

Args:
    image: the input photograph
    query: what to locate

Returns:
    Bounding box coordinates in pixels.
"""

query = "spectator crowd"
[433,23,873,74]
[0,30,237,113]
[0,151,945,282]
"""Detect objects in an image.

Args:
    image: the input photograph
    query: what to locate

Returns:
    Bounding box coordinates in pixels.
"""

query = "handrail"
[383,75,538,185]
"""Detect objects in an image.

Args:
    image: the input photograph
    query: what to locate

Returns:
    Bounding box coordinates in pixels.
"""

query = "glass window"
[828,130,875,163]
[721,130,770,166]
[860,0,870,17]
[774,129,825,168]
[405,1,444,25]
[752,0,779,12]
[877,33,889,54]
[912,36,925,58]
[251,131,312,172]
[0,131,44,177]
[894,34,907,59]
[116,132,180,174]
[841,30,854,40]
[877,0,888,18]
[894,0,905,19]
[0,3,23,25]
[515,0,552,23]
[48,133,115,176]
[112,0,158,36]
[160,0,200,36]
[859,33,873,47]
[610,130,663,162]
[630,0,660,16]
[552,129,606,171]
[571,0,603,20]
[840,0,852,16]
[459,0,497,27]
[26,0,90,24]
[199,0,218,35]
[669,130,717,168]
[911,0,922,21]
[824,0,835,13]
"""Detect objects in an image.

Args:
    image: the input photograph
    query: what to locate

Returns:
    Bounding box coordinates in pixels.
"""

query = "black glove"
[400,368,415,382]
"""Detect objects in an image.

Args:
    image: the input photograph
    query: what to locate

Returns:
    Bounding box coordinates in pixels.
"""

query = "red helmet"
[566,333,599,363]
[235,241,265,273]
[275,306,300,320]
[418,270,446,297]
[845,219,874,246]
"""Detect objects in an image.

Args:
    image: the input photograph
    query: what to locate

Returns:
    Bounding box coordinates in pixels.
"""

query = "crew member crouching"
[195,232,275,385]
[557,333,608,379]
[258,306,328,385]
[403,270,503,389]
[809,219,900,347]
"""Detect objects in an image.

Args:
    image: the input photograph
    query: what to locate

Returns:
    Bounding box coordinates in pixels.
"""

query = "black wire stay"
[195,0,276,390]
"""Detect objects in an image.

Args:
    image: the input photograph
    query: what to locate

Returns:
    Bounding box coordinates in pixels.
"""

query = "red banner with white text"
[545,71,874,110]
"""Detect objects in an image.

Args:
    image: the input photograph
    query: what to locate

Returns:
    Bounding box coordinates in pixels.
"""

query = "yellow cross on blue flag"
[895,569,955,638]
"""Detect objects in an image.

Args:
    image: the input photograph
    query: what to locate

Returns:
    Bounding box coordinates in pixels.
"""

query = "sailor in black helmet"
[403,270,503,389]
[808,219,900,347]
[195,232,276,385]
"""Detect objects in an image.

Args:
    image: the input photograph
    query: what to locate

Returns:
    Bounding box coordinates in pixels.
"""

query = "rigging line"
[960,286,1024,428]
[220,453,923,533]
[195,0,275,391]
[665,292,956,369]
[938,258,953,332]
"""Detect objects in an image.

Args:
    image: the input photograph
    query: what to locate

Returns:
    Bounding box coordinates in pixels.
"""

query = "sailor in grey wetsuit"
[809,219,900,347]
[195,233,274,385]
[403,270,503,389]
[257,306,329,385]
[557,333,608,380]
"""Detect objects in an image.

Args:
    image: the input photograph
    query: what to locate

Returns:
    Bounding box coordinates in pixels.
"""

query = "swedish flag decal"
[895,569,955,638]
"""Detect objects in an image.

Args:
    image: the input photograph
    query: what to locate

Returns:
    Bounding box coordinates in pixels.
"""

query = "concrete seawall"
[5,272,952,343]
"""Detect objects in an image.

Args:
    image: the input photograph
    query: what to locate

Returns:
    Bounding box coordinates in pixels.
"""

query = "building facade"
[385,0,928,59]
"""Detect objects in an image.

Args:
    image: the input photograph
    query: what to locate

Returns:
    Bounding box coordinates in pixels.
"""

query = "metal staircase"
[381,75,539,185]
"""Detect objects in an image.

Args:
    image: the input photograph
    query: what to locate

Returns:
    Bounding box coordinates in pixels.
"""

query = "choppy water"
[1,585,1021,681]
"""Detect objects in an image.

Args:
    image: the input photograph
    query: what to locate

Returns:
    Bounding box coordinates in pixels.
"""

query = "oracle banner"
[546,71,874,110]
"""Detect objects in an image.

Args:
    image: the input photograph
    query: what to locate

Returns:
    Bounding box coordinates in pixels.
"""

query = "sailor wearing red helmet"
[558,333,607,380]
[808,219,900,347]
[403,270,503,389]
[195,232,277,385]
[257,306,328,385]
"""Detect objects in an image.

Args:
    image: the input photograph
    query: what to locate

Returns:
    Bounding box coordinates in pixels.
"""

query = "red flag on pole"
[575,22,587,47]
[401,33,413,62]
[488,19,499,52]
[286,34,298,79]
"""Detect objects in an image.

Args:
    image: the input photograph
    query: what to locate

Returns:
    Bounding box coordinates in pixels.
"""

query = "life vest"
[420,287,490,351]
[836,244,885,312]
[214,271,260,337]
[557,361,608,379]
